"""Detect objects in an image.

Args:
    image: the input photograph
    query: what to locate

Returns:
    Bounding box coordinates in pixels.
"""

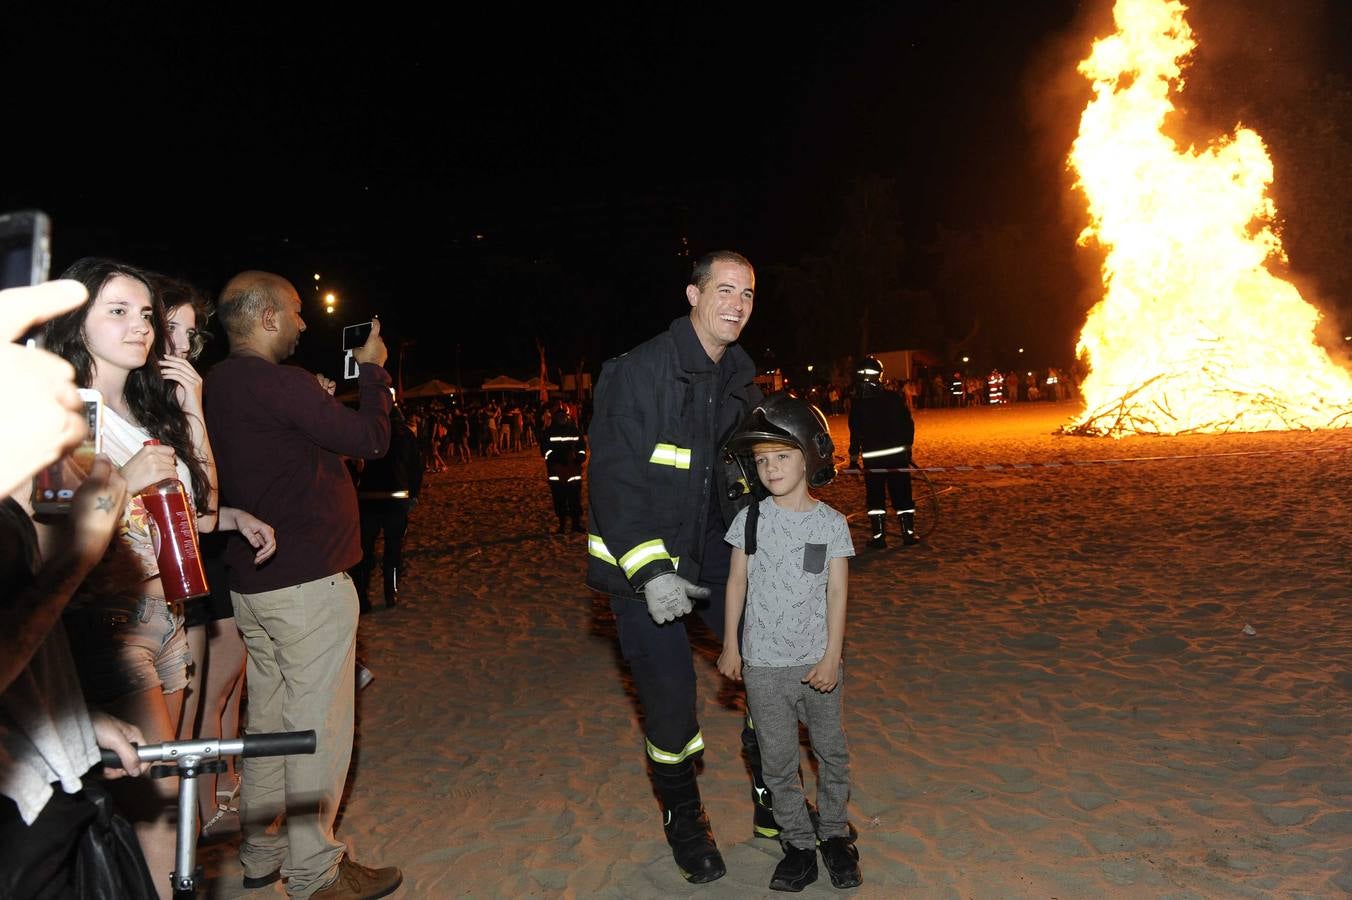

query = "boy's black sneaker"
[819,836,862,888]
[769,845,818,892]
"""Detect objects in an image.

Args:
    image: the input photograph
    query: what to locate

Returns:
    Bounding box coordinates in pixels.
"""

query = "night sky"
[5,1,1350,385]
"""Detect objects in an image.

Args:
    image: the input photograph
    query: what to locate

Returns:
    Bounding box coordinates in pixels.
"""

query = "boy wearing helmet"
[717,393,862,892]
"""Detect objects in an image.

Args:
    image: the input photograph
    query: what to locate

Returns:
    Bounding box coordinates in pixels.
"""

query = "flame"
[1067,0,1352,435]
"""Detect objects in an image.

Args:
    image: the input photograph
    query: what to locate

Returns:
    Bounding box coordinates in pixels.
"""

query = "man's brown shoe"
[310,858,403,899]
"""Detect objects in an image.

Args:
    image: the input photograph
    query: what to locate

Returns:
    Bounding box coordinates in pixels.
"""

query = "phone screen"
[343,320,374,351]
[0,210,51,291]
[33,390,102,514]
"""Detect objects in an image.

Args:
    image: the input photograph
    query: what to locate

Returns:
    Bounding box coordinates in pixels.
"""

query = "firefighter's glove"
[642,572,710,624]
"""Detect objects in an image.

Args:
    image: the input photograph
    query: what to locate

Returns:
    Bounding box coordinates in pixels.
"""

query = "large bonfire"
[1066,0,1352,436]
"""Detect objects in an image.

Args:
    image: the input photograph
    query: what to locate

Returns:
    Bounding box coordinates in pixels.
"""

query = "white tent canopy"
[402,379,461,399]
[480,374,532,391]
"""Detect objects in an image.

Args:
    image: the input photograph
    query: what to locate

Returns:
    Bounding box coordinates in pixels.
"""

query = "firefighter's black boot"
[744,722,779,839]
[556,516,567,535]
[653,760,726,883]
[900,511,919,546]
[867,513,887,549]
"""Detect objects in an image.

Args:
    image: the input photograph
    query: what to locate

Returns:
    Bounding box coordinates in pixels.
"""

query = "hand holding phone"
[0,283,92,497]
[351,317,388,368]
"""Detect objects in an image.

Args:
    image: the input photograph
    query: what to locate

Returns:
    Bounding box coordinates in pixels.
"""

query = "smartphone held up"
[33,388,102,514]
[342,317,377,380]
[0,210,51,291]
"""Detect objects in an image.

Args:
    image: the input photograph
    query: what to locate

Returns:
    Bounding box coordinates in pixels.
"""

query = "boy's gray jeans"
[743,662,851,849]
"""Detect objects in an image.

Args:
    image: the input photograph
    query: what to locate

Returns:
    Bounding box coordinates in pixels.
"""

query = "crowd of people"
[2,263,401,899]
[407,399,590,473]
[804,363,1081,414]
[1,241,1065,898]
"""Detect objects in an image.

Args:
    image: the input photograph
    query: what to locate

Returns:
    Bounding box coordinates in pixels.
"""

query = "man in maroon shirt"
[204,271,401,900]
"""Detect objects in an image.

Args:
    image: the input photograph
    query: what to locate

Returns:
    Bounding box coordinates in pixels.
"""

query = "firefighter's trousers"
[547,470,583,520]
[864,450,914,516]
[611,569,760,773]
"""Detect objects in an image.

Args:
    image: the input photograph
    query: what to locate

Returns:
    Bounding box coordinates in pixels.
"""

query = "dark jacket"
[586,317,761,599]
[357,417,423,501]
[204,358,391,593]
[848,386,915,460]
[541,418,587,474]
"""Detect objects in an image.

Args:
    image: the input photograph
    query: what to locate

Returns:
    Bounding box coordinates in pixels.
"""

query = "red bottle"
[138,440,210,602]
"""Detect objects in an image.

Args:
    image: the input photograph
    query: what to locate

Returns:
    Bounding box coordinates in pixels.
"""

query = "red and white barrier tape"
[840,443,1352,475]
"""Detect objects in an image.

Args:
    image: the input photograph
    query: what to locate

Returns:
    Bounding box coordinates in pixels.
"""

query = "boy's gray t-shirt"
[726,498,855,666]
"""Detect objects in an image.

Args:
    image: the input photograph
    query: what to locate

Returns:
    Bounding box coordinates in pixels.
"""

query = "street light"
[324,292,336,315]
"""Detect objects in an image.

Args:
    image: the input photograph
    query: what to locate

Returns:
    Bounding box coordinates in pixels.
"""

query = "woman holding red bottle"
[37,257,274,898]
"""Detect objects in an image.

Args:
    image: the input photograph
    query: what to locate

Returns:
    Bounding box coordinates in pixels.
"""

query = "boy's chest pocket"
[802,543,827,575]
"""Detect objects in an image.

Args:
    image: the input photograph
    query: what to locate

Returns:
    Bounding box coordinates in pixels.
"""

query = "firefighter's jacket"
[848,387,915,462]
[541,419,586,478]
[586,316,761,599]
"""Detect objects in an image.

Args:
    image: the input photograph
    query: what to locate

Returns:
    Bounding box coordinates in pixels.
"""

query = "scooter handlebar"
[99,729,317,768]
[242,730,317,759]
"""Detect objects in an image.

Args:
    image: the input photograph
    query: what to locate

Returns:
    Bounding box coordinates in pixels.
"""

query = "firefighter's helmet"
[724,392,836,490]
[855,356,884,382]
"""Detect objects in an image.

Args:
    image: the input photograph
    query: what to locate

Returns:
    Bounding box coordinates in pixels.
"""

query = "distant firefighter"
[541,402,587,533]
[848,357,918,548]
[988,369,1005,405]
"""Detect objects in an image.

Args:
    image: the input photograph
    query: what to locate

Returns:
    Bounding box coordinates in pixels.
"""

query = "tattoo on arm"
[96,496,115,512]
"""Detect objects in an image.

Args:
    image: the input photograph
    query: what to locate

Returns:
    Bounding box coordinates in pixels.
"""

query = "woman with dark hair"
[155,274,251,836]
[39,258,274,897]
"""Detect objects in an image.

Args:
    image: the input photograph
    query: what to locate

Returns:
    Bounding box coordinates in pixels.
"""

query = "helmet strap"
[744,496,759,556]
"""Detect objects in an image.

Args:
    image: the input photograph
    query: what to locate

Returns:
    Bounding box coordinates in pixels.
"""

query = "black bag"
[0,777,157,900]
[74,779,158,899]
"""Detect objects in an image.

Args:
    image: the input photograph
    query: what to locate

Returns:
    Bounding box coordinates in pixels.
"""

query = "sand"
[201,401,1352,898]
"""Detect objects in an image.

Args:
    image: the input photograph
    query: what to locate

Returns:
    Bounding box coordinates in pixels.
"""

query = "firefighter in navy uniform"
[848,357,918,548]
[588,251,776,884]
[542,402,587,533]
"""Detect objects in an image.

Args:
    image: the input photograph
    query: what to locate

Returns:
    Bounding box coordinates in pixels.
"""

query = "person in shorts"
[39,258,274,895]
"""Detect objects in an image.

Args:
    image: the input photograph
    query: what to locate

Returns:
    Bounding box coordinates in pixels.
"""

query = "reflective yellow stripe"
[861,444,909,459]
[646,732,705,764]
[588,534,616,564]
[591,535,679,572]
[649,443,692,470]
[619,539,671,578]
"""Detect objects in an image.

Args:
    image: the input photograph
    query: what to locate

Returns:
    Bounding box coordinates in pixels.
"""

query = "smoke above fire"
[1066,0,1352,436]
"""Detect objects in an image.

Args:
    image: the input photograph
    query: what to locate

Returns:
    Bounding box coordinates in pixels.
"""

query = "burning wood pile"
[1065,0,1352,437]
